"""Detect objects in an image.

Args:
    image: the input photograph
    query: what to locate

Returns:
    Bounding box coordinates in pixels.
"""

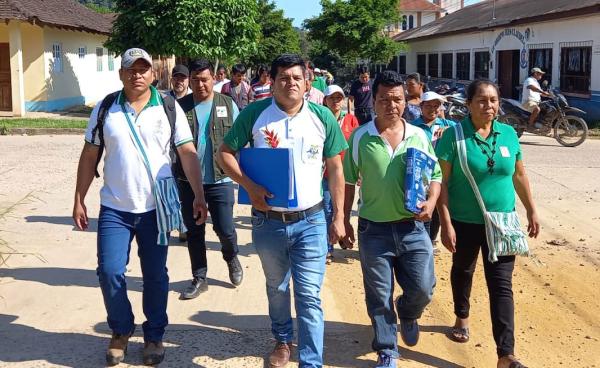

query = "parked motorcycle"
[499,87,588,147]
[428,79,468,122]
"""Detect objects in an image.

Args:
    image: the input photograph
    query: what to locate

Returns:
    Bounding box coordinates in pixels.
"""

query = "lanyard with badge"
[120,97,186,245]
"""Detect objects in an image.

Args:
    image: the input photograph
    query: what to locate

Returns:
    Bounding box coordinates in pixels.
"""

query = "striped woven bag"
[454,124,529,263]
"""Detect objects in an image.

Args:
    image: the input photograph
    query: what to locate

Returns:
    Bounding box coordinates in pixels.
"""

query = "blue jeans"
[97,205,169,342]
[358,218,435,356]
[251,208,328,368]
[322,179,334,252]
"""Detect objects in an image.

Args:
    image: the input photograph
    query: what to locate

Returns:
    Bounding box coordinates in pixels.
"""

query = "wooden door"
[0,43,11,111]
[498,50,514,98]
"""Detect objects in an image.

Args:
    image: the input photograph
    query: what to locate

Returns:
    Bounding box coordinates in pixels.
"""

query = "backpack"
[90,91,178,178]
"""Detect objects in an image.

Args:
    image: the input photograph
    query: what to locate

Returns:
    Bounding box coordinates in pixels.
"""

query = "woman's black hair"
[466,79,500,102]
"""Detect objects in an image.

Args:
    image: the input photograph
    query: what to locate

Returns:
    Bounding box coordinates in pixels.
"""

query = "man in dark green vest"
[174,59,242,299]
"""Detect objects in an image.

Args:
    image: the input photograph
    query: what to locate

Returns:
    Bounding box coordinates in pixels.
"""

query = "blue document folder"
[404,147,437,214]
[238,148,297,208]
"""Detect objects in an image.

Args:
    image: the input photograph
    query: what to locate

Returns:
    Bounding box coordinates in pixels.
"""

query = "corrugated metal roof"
[394,0,600,42]
[0,0,113,34]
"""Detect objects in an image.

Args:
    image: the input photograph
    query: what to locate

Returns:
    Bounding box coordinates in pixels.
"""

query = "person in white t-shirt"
[521,67,550,128]
[213,64,230,93]
[72,48,208,367]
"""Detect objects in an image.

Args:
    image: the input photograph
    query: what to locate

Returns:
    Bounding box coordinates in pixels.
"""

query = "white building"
[392,0,600,122]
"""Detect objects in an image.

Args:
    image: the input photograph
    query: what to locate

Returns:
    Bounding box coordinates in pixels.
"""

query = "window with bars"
[528,48,552,86]
[108,52,115,71]
[401,16,407,31]
[52,43,63,73]
[96,47,103,72]
[560,46,591,96]
[417,54,426,76]
[474,51,489,79]
[78,47,86,60]
[441,53,453,79]
[428,53,439,78]
[456,52,470,80]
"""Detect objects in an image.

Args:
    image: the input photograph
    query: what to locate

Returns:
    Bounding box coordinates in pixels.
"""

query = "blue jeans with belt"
[251,208,328,368]
[358,218,435,357]
[97,205,169,343]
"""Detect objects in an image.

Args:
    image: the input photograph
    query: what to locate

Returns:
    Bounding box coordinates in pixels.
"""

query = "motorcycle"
[499,86,588,147]
[429,79,469,122]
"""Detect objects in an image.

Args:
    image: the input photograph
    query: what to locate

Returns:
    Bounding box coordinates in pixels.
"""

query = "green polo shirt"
[344,121,442,222]
[434,117,522,224]
[312,77,327,93]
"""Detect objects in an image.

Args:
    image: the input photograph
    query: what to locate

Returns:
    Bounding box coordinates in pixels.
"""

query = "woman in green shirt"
[435,80,540,368]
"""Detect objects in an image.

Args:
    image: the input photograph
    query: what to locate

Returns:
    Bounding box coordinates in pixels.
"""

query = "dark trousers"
[423,208,441,242]
[451,219,515,358]
[354,108,373,126]
[177,180,238,280]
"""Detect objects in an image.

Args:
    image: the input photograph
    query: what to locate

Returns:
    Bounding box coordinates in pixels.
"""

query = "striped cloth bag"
[123,107,186,246]
[454,124,529,263]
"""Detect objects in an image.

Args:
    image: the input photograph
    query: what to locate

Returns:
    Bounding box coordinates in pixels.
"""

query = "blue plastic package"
[404,147,437,214]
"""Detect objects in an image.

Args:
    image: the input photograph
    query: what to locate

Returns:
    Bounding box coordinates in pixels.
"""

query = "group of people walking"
[73,47,539,368]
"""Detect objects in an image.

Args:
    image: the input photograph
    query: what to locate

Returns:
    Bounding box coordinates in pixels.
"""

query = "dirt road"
[0,133,598,367]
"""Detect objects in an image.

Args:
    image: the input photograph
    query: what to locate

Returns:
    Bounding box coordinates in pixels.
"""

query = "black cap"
[172,64,189,77]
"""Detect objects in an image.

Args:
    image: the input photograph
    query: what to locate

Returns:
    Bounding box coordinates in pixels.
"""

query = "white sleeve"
[84,102,102,145]
[173,101,193,147]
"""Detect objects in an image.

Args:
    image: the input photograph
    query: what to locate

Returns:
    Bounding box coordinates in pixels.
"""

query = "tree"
[304,0,403,64]
[246,0,301,67]
[105,0,260,62]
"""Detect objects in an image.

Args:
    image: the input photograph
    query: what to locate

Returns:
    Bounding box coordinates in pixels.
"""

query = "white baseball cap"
[121,48,152,68]
[314,67,322,73]
[421,91,447,103]
[324,84,345,97]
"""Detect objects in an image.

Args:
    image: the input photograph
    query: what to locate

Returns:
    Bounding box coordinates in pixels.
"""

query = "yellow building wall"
[0,23,8,42]
[21,23,46,101]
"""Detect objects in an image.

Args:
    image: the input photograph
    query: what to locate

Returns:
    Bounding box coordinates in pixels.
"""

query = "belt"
[257,202,324,223]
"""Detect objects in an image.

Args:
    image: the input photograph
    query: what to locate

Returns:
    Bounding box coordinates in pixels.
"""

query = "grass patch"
[0,118,87,129]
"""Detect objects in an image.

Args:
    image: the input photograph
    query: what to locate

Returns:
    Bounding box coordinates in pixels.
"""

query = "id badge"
[500,146,510,157]
[216,106,228,118]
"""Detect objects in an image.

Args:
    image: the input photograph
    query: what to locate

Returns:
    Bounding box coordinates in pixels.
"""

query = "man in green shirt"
[342,70,440,368]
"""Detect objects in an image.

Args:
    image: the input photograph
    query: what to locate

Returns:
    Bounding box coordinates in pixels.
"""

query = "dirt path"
[0,133,599,367]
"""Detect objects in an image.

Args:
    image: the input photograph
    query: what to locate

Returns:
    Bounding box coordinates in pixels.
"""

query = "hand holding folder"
[238,148,298,208]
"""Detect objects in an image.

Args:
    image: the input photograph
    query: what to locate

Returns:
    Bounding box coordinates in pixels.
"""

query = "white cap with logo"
[421,91,447,103]
[121,48,152,68]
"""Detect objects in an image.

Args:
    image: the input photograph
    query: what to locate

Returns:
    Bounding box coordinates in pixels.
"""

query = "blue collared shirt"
[410,117,456,146]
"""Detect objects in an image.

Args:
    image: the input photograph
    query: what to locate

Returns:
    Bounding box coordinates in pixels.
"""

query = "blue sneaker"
[400,318,420,346]
[375,351,397,367]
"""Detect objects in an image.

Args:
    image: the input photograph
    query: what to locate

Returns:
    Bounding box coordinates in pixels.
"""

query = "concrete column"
[8,21,25,117]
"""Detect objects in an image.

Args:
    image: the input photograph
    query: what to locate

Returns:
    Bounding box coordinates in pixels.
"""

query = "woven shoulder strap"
[454,124,487,214]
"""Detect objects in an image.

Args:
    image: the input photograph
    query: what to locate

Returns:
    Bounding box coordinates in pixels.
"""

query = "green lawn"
[0,118,87,129]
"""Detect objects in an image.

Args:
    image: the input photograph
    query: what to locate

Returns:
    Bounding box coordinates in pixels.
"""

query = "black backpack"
[90,91,178,178]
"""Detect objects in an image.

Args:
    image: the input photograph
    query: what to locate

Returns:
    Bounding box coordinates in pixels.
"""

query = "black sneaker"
[180,278,208,300]
[227,256,243,286]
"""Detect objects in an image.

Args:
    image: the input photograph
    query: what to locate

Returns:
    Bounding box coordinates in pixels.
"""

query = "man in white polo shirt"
[521,67,550,129]
[72,48,207,366]
[218,54,348,368]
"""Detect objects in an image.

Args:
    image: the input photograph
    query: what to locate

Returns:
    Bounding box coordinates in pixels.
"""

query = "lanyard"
[121,101,154,183]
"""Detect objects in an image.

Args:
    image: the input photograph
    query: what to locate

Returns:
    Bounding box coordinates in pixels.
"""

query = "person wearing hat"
[311,67,327,92]
[169,64,192,99]
[409,91,456,243]
[323,85,359,263]
[73,48,208,366]
[521,67,551,129]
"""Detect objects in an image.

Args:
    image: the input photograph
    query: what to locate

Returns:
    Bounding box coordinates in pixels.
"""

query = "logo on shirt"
[306,144,321,160]
[262,128,280,148]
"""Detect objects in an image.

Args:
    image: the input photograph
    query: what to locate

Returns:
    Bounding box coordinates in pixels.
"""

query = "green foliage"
[78,0,116,12]
[246,0,301,66]
[0,118,87,129]
[304,0,403,64]
[105,0,260,61]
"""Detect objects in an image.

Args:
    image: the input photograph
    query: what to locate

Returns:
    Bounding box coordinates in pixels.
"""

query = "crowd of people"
[72,47,540,368]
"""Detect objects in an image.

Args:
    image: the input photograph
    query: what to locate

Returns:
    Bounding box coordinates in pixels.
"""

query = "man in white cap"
[521,67,550,128]
[73,47,207,366]
[409,91,456,243]
[323,84,359,263]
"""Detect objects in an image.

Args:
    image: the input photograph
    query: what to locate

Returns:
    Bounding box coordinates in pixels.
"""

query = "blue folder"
[238,148,297,208]
[404,147,437,214]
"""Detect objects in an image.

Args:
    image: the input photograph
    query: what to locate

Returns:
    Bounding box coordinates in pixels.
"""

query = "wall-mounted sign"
[491,28,532,69]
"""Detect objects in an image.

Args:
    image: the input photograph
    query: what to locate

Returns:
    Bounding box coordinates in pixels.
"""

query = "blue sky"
[275,0,483,28]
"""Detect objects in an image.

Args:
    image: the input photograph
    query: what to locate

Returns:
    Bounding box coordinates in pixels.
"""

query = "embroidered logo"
[306,145,320,159]
[263,128,280,148]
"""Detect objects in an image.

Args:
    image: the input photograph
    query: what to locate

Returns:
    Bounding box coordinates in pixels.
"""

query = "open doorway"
[497,49,520,99]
